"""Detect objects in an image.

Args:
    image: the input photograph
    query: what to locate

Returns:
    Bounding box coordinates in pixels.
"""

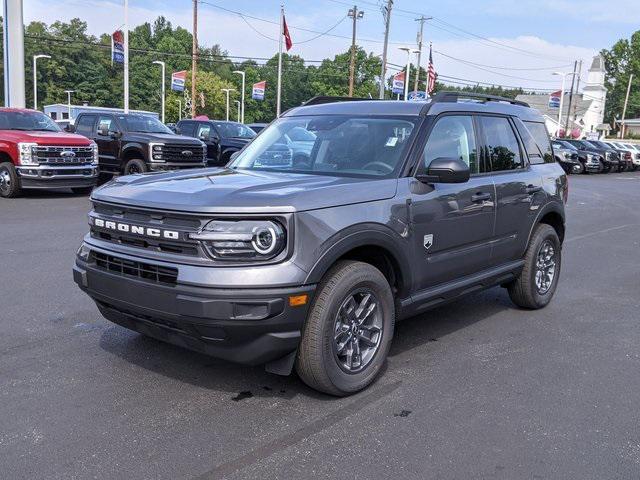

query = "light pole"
[398,47,419,101]
[33,54,51,110]
[152,60,166,123]
[235,100,241,122]
[63,90,74,120]
[232,70,245,123]
[178,100,182,121]
[221,88,235,121]
[347,6,364,97]
[552,71,577,137]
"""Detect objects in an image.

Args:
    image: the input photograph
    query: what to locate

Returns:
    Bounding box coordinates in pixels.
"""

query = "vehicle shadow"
[10,189,92,199]
[97,286,517,400]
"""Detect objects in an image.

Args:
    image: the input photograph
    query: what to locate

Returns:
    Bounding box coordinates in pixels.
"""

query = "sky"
[23,0,640,92]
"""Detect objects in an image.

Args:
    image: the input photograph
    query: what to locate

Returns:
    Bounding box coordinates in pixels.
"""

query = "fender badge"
[423,234,434,250]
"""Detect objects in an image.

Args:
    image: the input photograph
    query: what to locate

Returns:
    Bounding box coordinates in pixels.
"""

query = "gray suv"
[73,93,567,396]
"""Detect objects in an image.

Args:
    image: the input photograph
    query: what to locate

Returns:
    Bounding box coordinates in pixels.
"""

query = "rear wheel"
[507,224,561,309]
[296,260,395,396]
[0,162,22,198]
[123,158,147,175]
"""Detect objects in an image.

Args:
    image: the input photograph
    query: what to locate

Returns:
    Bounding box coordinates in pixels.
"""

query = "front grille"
[34,146,94,165]
[90,251,178,285]
[157,144,206,163]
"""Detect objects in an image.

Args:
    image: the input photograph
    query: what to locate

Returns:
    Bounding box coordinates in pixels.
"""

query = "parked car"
[561,139,605,173]
[247,122,269,134]
[176,119,256,166]
[551,140,583,174]
[604,141,638,171]
[74,92,567,396]
[0,108,98,198]
[563,139,617,173]
[71,113,206,176]
[589,140,628,172]
[624,143,640,170]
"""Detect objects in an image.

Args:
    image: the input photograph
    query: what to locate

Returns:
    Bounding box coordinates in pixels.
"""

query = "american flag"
[427,43,437,95]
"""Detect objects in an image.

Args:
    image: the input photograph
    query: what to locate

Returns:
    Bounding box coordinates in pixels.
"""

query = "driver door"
[407,114,496,291]
[95,115,120,170]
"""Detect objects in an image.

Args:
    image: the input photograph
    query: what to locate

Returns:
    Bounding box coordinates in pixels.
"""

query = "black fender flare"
[304,223,413,297]
[121,143,147,164]
[525,200,566,249]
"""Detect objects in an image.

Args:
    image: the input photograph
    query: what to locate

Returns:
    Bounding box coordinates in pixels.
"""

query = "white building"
[516,55,609,138]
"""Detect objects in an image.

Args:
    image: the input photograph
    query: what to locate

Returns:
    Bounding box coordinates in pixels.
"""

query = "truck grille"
[34,145,94,165]
[90,251,178,285]
[156,144,206,163]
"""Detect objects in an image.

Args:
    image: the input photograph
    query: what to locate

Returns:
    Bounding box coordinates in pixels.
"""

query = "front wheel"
[0,162,22,198]
[123,158,148,175]
[572,163,584,175]
[507,224,561,309]
[296,260,395,396]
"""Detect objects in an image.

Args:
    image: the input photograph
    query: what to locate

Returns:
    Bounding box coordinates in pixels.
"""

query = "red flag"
[283,15,293,51]
[427,43,437,95]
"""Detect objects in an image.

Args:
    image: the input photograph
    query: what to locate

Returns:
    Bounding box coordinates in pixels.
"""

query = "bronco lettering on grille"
[92,218,180,240]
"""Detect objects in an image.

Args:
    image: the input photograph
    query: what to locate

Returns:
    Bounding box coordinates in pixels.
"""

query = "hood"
[92,168,398,214]
[124,132,203,145]
[0,130,93,146]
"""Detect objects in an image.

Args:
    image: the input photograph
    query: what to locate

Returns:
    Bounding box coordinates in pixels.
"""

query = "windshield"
[215,122,256,139]
[118,115,171,134]
[558,141,577,150]
[229,115,418,178]
[0,111,61,132]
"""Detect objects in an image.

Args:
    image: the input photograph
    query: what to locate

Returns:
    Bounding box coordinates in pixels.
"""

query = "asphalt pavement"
[1,172,640,479]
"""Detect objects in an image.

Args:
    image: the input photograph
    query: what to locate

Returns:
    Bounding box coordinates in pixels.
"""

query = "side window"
[423,115,480,174]
[75,115,95,136]
[480,116,523,172]
[522,121,554,164]
[178,121,195,136]
[197,123,212,140]
[97,115,115,133]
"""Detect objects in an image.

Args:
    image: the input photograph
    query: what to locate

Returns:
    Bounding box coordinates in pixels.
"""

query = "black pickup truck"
[72,113,206,176]
[176,119,256,166]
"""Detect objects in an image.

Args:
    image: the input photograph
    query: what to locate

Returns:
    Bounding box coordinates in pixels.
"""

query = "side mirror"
[199,131,211,142]
[416,157,470,184]
[98,124,109,136]
[65,124,76,133]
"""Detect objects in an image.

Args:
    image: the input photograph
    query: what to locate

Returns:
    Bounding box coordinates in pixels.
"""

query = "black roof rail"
[302,96,374,106]
[430,91,530,107]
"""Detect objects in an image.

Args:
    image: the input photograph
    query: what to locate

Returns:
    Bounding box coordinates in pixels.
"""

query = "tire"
[507,224,561,310]
[71,186,94,195]
[295,260,395,396]
[0,162,22,198]
[571,163,584,175]
[123,158,147,175]
[602,163,611,173]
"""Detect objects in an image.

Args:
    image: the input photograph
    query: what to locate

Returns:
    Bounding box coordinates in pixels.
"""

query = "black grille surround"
[155,143,206,164]
[34,145,94,165]
[90,250,178,285]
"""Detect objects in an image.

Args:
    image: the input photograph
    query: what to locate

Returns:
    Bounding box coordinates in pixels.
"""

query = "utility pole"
[564,60,578,136]
[191,0,198,118]
[348,6,364,97]
[413,15,431,93]
[573,59,582,122]
[378,0,393,99]
[621,73,634,139]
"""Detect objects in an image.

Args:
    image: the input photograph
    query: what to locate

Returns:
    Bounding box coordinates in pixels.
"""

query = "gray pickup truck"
[74,93,567,396]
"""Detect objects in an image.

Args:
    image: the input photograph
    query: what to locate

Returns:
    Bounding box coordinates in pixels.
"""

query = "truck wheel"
[0,162,22,198]
[71,187,94,195]
[296,260,395,396]
[507,224,561,310]
[123,158,147,175]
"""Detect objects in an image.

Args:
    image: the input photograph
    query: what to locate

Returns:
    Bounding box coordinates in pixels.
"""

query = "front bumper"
[17,164,98,189]
[149,161,207,171]
[73,251,315,366]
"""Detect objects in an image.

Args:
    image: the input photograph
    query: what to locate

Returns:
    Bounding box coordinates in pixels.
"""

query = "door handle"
[471,192,492,202]
[525,184,542,194]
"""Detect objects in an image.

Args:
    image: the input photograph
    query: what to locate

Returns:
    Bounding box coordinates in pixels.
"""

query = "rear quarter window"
[521,121,554,164]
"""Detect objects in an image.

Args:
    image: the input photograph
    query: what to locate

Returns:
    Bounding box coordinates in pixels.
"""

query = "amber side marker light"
[289,294,308,307]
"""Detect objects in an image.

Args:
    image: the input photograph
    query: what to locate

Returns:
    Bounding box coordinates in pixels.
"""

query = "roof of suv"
[284,92,542,122]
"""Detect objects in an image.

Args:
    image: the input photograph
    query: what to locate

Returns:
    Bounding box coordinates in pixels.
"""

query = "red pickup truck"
[0,108,98,198]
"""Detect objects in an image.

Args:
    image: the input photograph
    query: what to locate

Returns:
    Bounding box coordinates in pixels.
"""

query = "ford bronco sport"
[74,93,567,396]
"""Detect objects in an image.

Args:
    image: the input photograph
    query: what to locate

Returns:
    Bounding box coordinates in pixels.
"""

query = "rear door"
[408,114,497,290]
[481,115,544,264]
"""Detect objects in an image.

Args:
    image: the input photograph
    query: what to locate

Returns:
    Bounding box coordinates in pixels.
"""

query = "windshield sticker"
[385,137,399,147]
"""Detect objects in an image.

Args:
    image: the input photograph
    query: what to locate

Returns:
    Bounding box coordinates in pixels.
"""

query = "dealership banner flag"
[392,71,405,95]
[111,30,124,64]
[548,90,562,108]
[171,70,187,92]
[252,80,266,101]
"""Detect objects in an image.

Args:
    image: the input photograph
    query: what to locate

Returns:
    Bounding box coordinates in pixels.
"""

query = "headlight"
[91,142,99,165]
[190,219,286,261]
[149,143,165,162]
[76,244,91,261]
[17,142,38,165]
